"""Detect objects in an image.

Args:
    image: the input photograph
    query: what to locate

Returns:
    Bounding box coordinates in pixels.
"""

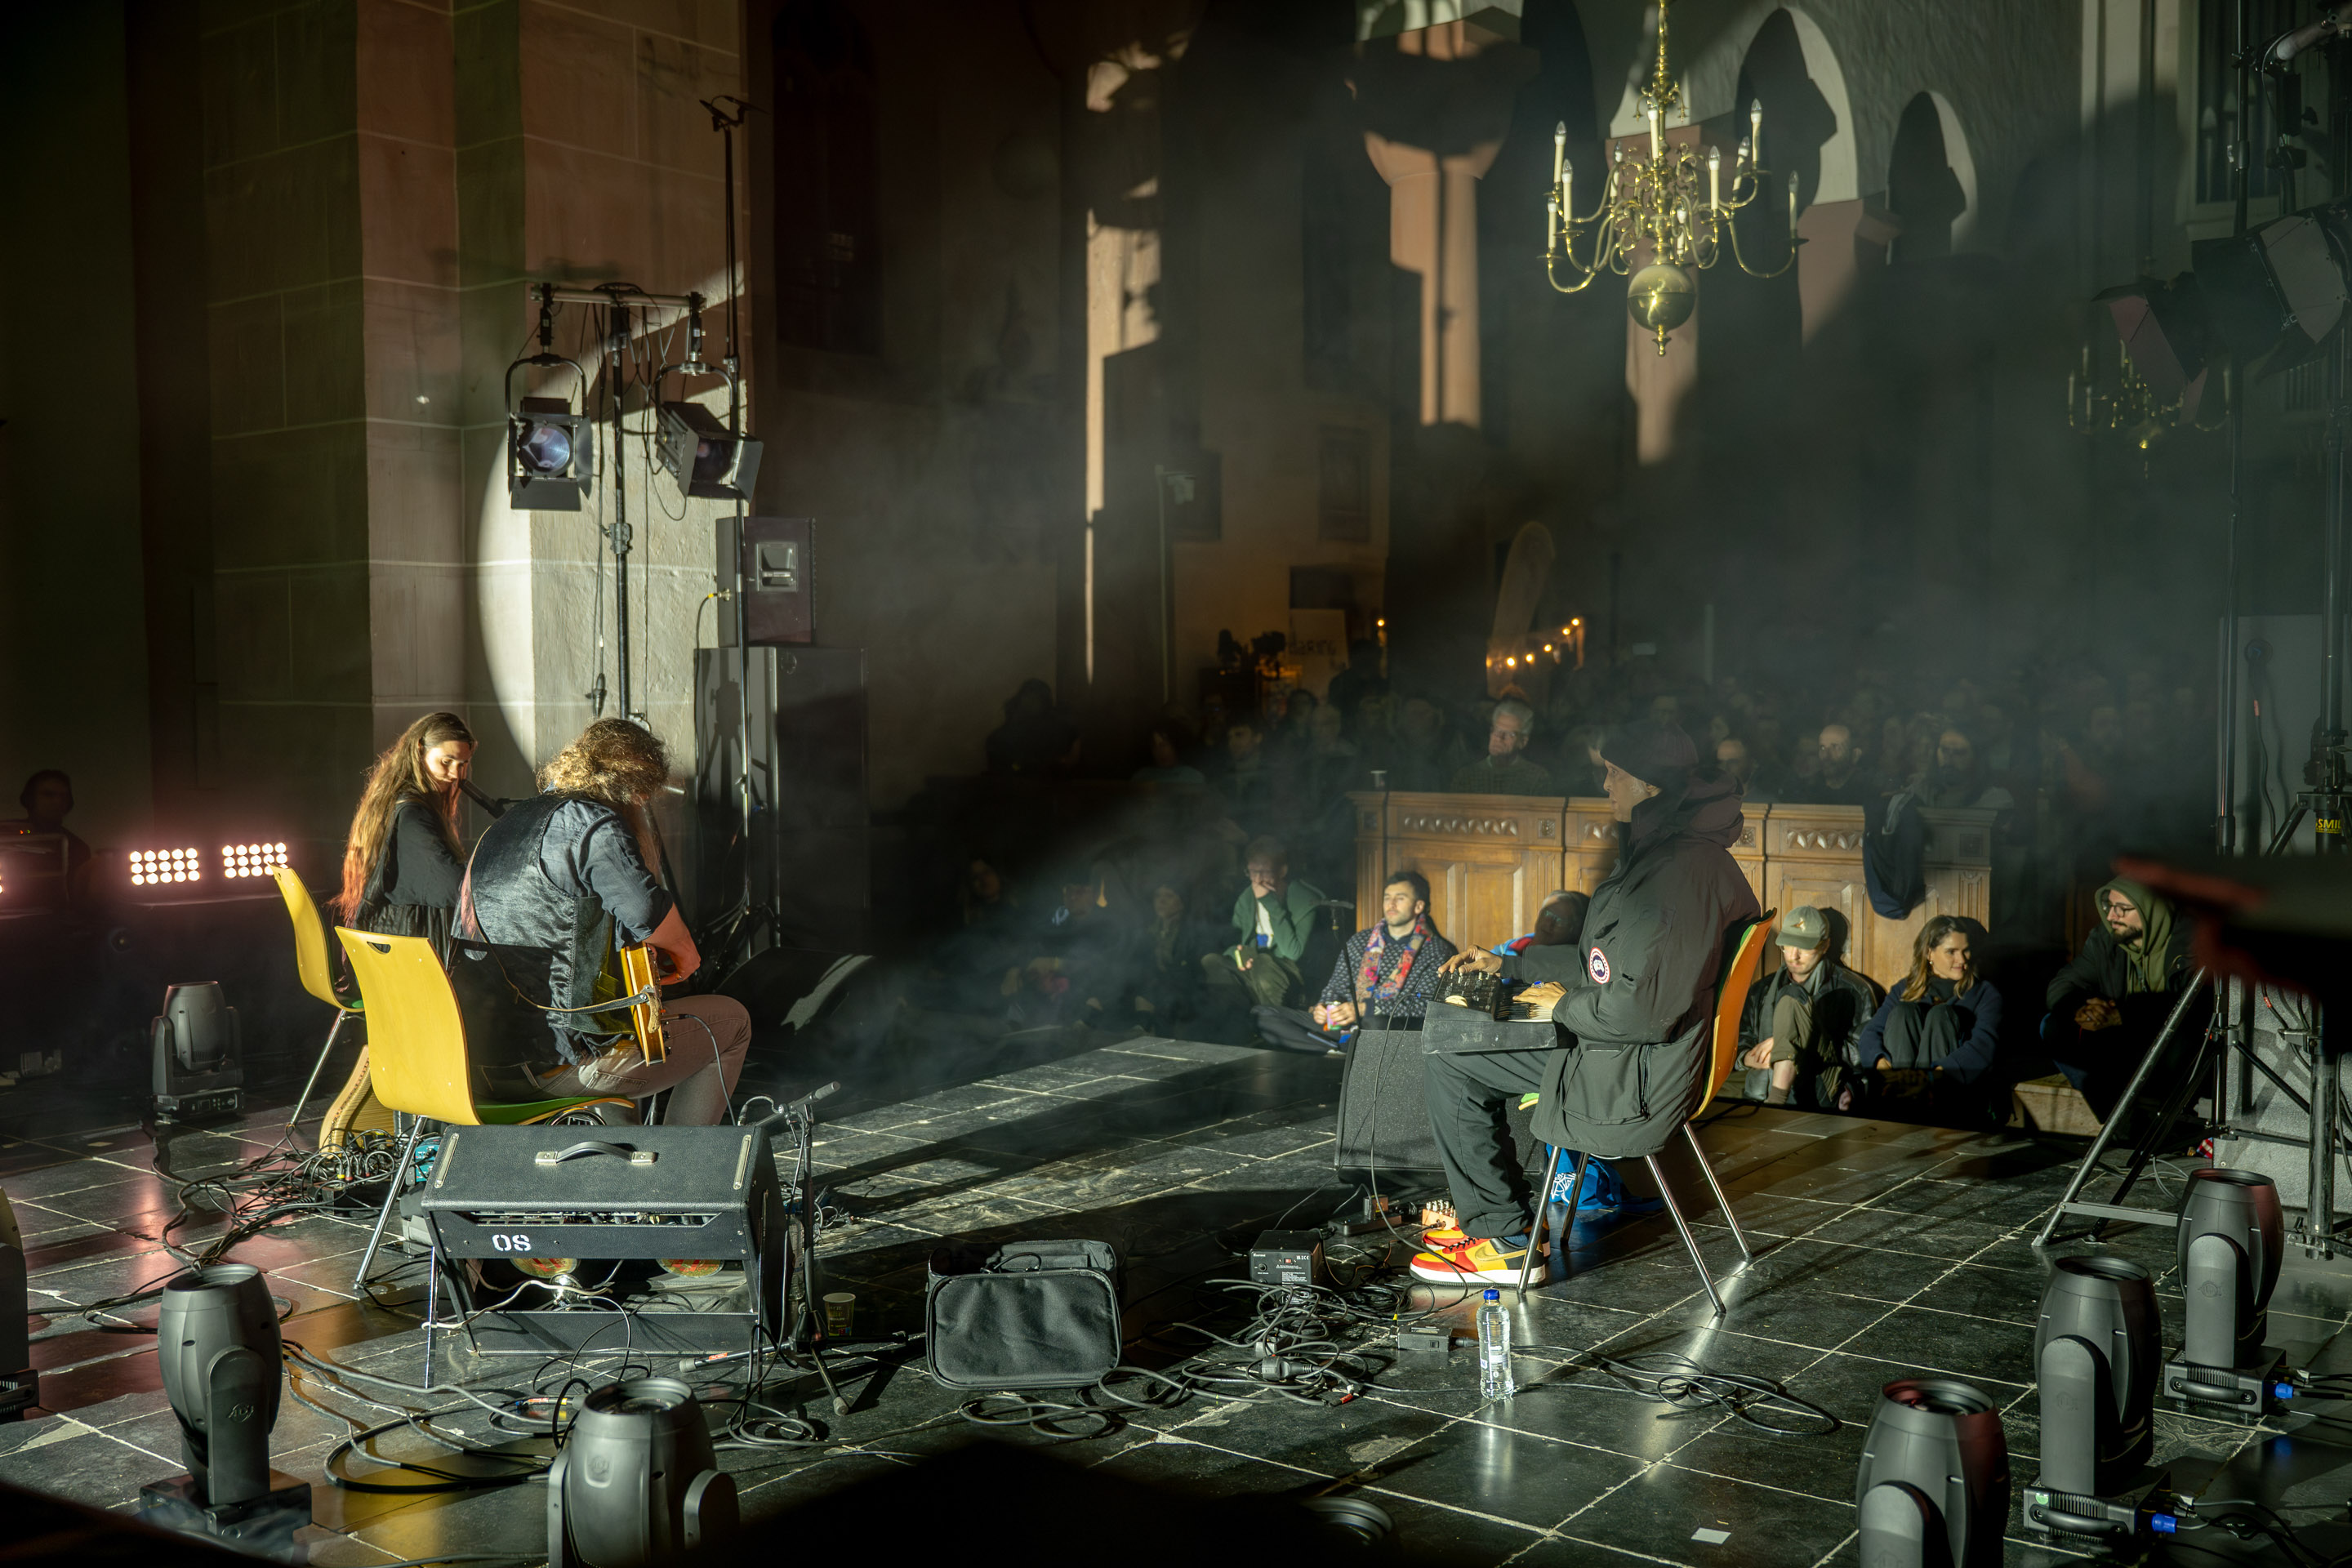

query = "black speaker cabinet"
[1334,1025,1545,1181]
[718,516,813,646]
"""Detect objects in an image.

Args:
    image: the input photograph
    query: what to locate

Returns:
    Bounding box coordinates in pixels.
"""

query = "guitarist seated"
[453,719,749,1125]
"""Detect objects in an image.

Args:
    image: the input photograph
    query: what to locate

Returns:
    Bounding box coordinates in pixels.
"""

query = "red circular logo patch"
[1588,947,1611,984]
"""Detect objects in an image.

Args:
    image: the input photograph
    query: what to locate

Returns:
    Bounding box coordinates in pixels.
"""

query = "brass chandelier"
[1542,0,1799,353]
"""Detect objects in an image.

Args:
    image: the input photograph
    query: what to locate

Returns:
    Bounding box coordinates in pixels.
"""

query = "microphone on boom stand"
[459,779,509,818]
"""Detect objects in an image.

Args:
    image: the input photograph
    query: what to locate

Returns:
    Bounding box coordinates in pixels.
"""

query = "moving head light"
[2162,1166,2287,1414]
[139,1263,310,1557]
[1854,1379,2009,1568]
[549,1377,737,1568]
[2022,1256,2157,1535]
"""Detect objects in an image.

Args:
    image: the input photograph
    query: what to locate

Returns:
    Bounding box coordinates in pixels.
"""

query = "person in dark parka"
[1411,721,1762,1285]
[2042,876,2198,1120]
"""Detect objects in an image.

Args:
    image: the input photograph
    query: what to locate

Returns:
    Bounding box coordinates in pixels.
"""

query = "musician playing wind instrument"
[454,719,749,1125]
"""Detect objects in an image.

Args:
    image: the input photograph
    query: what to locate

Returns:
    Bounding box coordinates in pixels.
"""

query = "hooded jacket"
[2044,877,2194,1020]
[1498,772,1761,1158]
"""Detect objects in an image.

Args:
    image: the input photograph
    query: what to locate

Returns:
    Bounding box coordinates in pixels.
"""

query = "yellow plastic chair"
[268,866,365,1140]
[1521,911,1778,1312]
[335,928,632,1288]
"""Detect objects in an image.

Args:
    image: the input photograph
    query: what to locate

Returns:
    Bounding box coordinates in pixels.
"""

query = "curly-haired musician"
[453,719,750,1125]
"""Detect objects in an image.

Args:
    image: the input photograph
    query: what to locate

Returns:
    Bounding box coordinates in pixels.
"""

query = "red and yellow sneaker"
[1408,1231,1541,1285]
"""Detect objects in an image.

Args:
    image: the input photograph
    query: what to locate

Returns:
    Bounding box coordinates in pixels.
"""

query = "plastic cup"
[822,1291,856,1338]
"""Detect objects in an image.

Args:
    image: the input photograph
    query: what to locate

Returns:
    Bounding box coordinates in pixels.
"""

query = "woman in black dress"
[336,710,476,951]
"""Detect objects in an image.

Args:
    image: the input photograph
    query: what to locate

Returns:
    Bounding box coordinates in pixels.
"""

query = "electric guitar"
[617,942,669,1064]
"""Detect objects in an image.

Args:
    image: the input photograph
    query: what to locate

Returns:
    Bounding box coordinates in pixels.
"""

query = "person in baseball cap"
[1735,905,1882,1107]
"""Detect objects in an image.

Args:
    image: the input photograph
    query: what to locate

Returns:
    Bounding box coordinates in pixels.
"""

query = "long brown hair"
[540,718,671,871]
[339,711,474,919]
[1899,915,1975,1002]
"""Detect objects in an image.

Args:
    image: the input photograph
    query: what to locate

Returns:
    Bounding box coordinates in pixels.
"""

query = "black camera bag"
[924,1239,1122,1391]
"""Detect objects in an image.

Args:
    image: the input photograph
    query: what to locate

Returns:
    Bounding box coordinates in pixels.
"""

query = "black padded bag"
[925,1240,1122,1392]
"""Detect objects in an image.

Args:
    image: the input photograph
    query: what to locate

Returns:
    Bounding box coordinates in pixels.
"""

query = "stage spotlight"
[220,841,289,880]
[2097,273,2214,402]
[548,1377,737,1568]
[2022,1256,2157,1535]
[1854,1379,2009,1568]
[151,982,244,1121]
[2162,1167,2287,1411]
[510,395,596,511]
[2194,203,2351,369]
[138,1264,310,1556]
[0,1185,35,1421]
[657,400,763,502]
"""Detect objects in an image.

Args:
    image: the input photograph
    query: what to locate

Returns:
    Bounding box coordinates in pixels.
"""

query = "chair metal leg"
[354,1117,428,1290]
[1646,1154,1725,1317]
[1517,1145,1570,1295]
[288,1009,354,1145]
[1683,1123,1753,1264]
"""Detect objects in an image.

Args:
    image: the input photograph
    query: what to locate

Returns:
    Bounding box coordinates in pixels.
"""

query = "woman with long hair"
[1844,915,2007,1118]
[337,711,476,949]
[453,718,750,1125]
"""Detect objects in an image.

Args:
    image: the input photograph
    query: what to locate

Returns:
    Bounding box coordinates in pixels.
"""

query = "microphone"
[747,1081,840,1134]
[459,778,508,818]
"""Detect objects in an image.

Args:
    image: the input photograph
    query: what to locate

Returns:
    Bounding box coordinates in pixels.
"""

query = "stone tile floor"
[2,1027,2351,1565]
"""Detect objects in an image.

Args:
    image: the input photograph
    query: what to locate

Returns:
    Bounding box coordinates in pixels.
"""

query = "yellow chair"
[267,866,368,1143]
[335,928,632,1288]
[1521,911,1778,1312]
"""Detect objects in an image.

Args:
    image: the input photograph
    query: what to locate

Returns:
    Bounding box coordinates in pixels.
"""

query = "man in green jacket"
[1200,835,1325,1010]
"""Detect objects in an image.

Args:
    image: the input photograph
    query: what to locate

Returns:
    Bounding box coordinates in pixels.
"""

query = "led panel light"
[220,842,290,880]
[130,846,203,888]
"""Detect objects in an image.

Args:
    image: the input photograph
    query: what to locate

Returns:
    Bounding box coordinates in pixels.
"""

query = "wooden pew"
[1350,791,1994,988]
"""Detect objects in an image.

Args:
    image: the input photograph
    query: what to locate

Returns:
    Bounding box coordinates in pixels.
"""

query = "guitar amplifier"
[419,1125,788,1361]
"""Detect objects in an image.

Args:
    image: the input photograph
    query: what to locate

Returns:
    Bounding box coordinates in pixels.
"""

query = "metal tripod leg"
[354,1117,428,1290]
[1647,1153,1724,1316]
[1516,1147,1585,1295]
[2033,972,2209,1247]
[287,1009,354,1146]
[1684,1123,1753,1264]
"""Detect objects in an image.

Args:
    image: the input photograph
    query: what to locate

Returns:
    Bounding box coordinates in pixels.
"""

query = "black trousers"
[1878,1001,1962,1070]
[1421,1046,1557,1241]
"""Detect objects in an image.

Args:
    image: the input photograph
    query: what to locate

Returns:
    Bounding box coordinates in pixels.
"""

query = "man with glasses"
[2042,876,2198,1119]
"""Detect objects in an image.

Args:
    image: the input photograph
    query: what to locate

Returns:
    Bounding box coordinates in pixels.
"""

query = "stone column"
[1351,14,1533,697]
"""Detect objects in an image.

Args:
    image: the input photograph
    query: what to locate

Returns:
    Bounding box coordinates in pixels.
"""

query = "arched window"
[1886,92,1970,263]
[773,0,880,354]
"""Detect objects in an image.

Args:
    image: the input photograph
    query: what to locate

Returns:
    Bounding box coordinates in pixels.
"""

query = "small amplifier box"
[1248,1230,1325,1288]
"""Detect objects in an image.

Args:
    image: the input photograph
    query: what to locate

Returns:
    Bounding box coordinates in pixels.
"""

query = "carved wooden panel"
[1352,791,1566,950]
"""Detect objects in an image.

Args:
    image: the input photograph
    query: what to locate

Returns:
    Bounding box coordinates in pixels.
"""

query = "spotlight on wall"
[152,982,244,1121]
[137,1264,311,1557]
[1854,1379,2009,1568]
[0,1186,37,1422]
[220,842,289,880]
[506,303,595,512]
[2021,1257,2157,1535]
[548,1377,737,1568]
[2161,1167,2287,1413]
[657,400,763,502]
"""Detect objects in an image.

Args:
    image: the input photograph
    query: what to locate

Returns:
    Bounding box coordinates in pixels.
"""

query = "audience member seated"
[2042,876,2195,1120]
[1211,719,1282,827]
[1253,871,1456,1055]
[985,679,1080,775]
[1324,639,1388,721]
[1792,723,1882,807]
[1132,726,1205,785]
[1494,889,1588,956]
[1388,696,1468,791]
[2,769,91,906]
[1913,727,2014,811]
[1842,916,2005,1122]
[1132,882,1205,1032]
[1715,737,1774,802]
[1734,906,1879,1107]
[1450,698,1552,795]
[1199,836,1325,1013]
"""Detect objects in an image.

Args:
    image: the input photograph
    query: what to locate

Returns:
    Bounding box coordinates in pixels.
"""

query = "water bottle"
[1477,1288,1515,1400]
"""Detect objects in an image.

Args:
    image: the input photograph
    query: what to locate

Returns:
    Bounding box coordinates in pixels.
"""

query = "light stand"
[1853,1379,2009,1568]
[138,1265,310,1560]
[2162,1167,2291,1414]
[2021,1256,2158,1535]
[547,1377,737,1568]
[0,1185,36,1421]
